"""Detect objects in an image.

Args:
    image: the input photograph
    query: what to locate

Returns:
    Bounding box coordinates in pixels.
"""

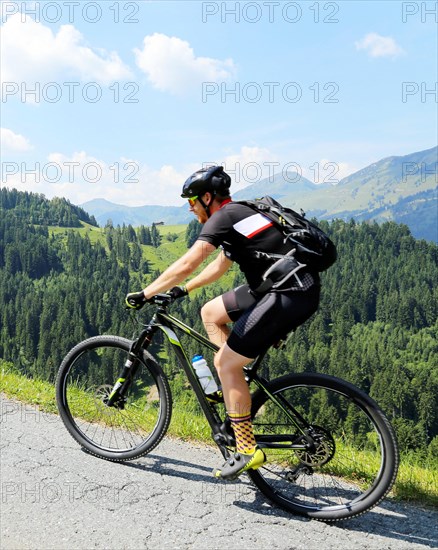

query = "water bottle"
[192,355,218,395]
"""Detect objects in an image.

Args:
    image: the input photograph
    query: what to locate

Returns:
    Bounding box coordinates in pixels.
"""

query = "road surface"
[1,396,437,549]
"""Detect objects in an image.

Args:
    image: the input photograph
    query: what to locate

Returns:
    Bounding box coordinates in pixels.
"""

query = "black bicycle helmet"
[181,165,231,199]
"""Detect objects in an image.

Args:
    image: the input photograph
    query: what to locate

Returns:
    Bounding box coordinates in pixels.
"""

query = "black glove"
[125,291,147,310]
[167,286,188,300]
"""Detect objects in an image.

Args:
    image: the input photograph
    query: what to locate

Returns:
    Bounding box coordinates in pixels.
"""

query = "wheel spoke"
[56,337,171,460]
[250,374,398,520]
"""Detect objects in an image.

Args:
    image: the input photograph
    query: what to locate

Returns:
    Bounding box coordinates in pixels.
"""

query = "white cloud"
[134,33,236,95]
[2,146,314,206]
[111,162,190,206]
[1,13,132,85]
[355,33,404,58]
[1,146,361,204]
[1,150,191,206]
[1,128,34,151]
[218,146,279,191]
[213,148,358,188]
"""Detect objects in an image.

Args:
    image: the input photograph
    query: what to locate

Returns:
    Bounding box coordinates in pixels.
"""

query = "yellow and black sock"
[228,412,257,455]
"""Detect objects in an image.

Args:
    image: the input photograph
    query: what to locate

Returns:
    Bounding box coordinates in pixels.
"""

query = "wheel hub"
[294,425,336,467]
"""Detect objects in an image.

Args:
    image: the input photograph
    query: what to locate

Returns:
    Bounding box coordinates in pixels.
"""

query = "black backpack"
[237,196,337,272]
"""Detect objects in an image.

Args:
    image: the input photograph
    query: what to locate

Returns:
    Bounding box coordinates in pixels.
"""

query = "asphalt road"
[1,395,437,550]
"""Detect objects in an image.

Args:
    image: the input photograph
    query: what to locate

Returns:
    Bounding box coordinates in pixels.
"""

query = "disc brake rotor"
[294,425,336,467]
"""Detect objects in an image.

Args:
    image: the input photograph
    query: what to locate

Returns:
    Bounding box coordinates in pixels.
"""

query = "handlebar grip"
[126,290,185,310]
[125,291,147,310]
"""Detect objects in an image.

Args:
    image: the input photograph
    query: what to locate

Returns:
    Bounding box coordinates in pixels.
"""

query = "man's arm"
[142,240,216,298]
[186,249,233,293]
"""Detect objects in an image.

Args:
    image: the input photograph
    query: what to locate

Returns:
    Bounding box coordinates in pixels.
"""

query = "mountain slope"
[294,146,437,219]
[236,146,437,241]
[80,147,437,241]
[232,171,329,201]
[1,188,97,227]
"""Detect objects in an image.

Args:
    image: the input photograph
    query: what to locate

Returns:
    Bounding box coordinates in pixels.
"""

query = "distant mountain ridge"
[81,198,191,226]
[290,146,437,242]
[232,172,330,201]
[81,146,437,241]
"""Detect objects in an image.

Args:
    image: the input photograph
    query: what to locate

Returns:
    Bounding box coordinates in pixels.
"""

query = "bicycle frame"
[57,294,400,521]
[109,295,316,455]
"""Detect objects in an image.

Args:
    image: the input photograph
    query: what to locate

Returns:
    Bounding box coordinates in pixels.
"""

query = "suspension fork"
[106,323,158,407]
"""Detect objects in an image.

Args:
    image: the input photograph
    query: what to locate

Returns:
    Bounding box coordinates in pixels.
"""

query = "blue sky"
[1,0,437,206]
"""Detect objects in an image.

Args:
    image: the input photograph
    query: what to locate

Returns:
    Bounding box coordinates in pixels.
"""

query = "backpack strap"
[253,249,307,294]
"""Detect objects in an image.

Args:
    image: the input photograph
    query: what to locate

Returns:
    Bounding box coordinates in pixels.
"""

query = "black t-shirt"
[198,202,295,289]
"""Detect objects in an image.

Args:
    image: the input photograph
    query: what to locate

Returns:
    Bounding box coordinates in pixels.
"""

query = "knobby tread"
[56,335,172,462]
[248,372,399,521]
[56,337,399,521]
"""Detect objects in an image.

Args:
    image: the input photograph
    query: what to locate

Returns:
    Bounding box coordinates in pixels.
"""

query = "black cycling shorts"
[222,284,320,358]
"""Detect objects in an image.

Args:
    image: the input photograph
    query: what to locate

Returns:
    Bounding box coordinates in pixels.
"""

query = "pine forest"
[1,188,437,462]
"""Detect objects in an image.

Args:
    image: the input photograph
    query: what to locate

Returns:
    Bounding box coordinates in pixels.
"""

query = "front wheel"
[56,336,172,461]
[249,373,399,521]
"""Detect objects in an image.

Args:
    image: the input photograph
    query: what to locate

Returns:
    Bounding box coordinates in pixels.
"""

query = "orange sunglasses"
[187,196,198,207]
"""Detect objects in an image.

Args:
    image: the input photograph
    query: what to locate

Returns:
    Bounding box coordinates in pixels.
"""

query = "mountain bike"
[55,293,399,522]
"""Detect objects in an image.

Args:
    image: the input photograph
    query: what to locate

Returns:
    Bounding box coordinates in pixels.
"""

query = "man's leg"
[200,295,232,347]
[214,343,251,414]
[212,343,265,478]
[201,291,266,477]
[201,285,257,349]
[201,289,255,452]
[214,343,256,449]
[202,291,256,447]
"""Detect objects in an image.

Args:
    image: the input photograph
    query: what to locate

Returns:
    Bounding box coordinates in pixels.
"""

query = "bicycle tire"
[249,372,399,521]
[56,335,172,461]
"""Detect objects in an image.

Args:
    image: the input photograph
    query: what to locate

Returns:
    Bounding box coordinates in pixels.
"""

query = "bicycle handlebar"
[125,291,178,311]
[126,285,189,310]
[149,293,175,306]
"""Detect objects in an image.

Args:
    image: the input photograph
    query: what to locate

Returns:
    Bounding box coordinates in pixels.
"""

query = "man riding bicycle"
[126,165,320,480]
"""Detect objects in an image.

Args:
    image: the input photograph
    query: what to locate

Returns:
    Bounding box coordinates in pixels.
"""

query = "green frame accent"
[152,310,224,433]
[148,308,309,440]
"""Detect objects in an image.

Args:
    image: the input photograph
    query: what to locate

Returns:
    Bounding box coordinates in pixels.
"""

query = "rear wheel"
[56,336,172,461]
[250,373,399,521]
